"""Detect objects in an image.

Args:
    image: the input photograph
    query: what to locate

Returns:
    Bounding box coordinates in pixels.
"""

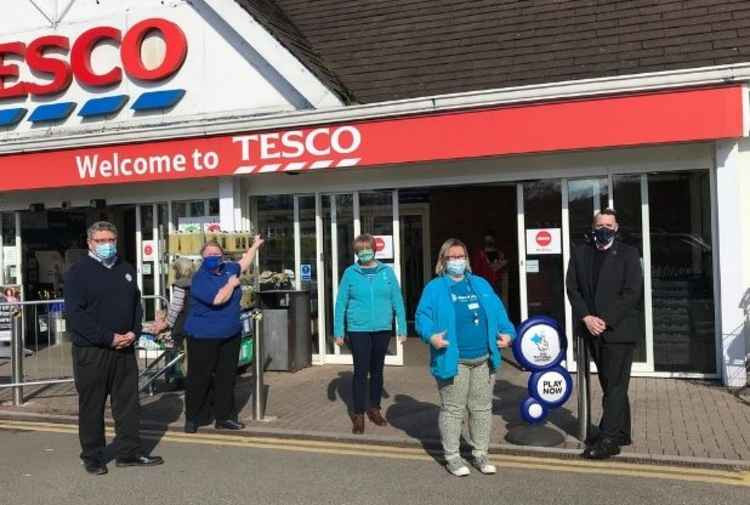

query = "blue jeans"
[346,331,392,414]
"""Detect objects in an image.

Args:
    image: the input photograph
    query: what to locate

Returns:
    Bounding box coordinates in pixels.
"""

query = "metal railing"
[576,335,593,443]
[250,309,266,421]
[0,299,72,406]
[0,294,171,406]
[0,294,269,422]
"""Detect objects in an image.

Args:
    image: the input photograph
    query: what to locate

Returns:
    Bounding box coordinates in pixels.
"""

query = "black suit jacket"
[565,240,644,344]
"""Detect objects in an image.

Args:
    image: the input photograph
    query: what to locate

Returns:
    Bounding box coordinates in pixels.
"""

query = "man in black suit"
[566,209,643,460]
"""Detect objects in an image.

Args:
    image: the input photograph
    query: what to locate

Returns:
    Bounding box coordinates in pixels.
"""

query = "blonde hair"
[352,234,376,253]
[435,238,471,276]
[172,257,195,280]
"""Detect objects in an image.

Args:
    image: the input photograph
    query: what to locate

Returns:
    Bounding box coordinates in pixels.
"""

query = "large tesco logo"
[0,18,187,100]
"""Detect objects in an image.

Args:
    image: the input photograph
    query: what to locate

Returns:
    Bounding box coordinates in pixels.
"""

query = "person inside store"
[183,235,264,433]
[333,234,407,434]
[65,221,163,476]
[415,238,516,476]
[146,257,196,387]
[566,208,643,460]
[470,230,509,302]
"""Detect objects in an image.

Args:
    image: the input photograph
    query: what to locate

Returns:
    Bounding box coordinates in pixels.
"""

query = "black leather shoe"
[215,419,245,430]
[185,420,198,434]
[615,434,633,446]
[582,438,621,460]
[115,455,164,467]
[83,460,108,475]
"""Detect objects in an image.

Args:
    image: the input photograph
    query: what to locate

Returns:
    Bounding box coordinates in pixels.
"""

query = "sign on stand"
[507,316,572,446]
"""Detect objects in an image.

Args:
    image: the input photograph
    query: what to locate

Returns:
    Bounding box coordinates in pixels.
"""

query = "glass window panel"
[568,178,609,248]
[524,181,564,325]
[612,175,647,363]
[648,171,715,373]
[2,213,17,284]
[209,198,220,216]
[190,201,205,217]
[298,195,319,353]
[255,195,294,288]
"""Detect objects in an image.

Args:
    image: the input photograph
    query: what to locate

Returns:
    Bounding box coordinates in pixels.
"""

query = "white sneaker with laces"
[445,458,471,477]
[473,454,496,475]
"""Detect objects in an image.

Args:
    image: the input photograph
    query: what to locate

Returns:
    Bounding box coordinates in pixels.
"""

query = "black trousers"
[347,331,392,414]
[72,345,141,462]
[185,334,241,422]
[586,338,635,442]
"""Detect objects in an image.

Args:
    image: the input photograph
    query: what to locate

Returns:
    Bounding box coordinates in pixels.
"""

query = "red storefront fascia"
[0,85,744,192]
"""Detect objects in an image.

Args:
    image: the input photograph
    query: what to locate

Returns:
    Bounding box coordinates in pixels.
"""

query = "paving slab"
[1,339,749,468]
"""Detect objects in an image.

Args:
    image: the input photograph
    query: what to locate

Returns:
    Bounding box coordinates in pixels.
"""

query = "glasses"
[91,238,116,244]
[445,255,466,261]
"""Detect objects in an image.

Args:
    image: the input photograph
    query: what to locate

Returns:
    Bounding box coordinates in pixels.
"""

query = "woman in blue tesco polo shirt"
[333,234,407,435]
[183,236,264,434]
[416,238,516,477]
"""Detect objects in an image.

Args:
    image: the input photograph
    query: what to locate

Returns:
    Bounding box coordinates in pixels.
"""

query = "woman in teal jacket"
[416,238,516,477]
[334,234,407,435]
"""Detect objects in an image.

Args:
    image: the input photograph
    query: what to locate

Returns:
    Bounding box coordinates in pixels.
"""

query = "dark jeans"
[186,334,241,422]
[587,339,635,442]
[347,331,392,415]
[72,345,141,463]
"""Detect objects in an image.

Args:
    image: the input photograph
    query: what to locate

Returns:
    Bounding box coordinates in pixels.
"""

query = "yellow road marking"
[1,419,748,487]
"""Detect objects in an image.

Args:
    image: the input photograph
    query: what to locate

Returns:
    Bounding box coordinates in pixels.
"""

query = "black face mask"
[593,227,616,246]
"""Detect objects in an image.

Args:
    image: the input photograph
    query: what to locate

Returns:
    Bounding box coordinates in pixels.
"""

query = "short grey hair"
[172,257,195,280]
[435,238,471,276]
[87,221,118,240]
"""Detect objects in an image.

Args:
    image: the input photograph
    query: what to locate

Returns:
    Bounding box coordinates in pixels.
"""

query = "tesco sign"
[0,18,187,99]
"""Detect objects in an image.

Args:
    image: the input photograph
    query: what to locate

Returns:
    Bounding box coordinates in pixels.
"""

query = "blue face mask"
[95,243,117,260]
[445,259,467,277]
[202,255,222,270]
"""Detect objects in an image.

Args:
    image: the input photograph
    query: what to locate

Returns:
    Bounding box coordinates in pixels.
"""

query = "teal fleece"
[415,274,517,380]
[333,262,407,337]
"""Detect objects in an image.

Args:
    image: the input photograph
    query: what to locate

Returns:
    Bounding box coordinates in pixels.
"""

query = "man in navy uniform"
[65,221,163,475]
[566,209,643,459]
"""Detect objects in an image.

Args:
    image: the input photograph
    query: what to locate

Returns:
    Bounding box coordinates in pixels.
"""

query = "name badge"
[468,303,480,310]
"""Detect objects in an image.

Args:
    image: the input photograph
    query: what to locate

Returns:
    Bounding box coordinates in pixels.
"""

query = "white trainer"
[446,458,471,477]
[473,455,497,475]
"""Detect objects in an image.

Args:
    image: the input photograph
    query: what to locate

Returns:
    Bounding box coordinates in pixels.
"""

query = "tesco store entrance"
[247,159,716,376]
[0,83,743,383]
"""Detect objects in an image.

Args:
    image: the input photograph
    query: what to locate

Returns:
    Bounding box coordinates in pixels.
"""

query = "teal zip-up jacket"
[334,261,407,337]
[416,273,516,380]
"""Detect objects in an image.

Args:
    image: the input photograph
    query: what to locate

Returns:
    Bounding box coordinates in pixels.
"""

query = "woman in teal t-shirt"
[416,238,516,477]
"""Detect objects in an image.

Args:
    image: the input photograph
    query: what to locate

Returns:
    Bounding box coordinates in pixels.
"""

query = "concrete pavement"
[1,339,749,467]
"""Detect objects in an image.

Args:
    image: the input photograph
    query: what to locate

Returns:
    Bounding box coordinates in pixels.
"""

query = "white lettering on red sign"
[75,150,215,180]
[232,126,362,162]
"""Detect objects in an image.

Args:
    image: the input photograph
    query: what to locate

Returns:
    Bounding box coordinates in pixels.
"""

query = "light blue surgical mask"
[95,243,117,260]
[445,259,467,277]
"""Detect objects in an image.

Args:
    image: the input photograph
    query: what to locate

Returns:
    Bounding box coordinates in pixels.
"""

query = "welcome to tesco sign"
[0,18,187,99]
[0,86,742,191]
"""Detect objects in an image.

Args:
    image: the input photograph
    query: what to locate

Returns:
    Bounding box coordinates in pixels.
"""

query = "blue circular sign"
[520,397,548,424]
[528,366,573,409]
[512,316,566,372]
